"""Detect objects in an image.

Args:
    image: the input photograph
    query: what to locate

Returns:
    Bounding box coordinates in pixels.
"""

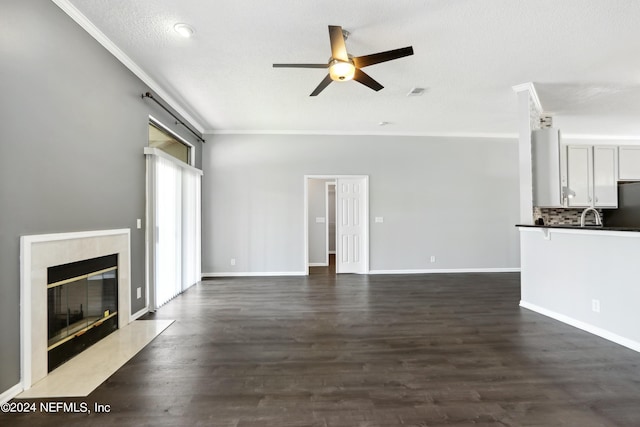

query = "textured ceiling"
[62,0,640,137]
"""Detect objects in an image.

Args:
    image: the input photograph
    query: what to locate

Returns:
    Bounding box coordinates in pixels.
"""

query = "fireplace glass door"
[47,269,117,348]
[46,254,119,371]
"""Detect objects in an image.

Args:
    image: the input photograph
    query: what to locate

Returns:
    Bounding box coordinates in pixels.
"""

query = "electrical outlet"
[592,299,600,313]
[430,255,436,263]
[230,258,236,266]
[136,287,142,299]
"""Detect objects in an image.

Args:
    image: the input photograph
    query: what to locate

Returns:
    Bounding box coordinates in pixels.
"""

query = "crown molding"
[204,129,518,139]
[512,82,543,114]
[51,0,205,133]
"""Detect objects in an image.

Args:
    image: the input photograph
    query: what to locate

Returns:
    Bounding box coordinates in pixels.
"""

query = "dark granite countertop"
[516,224,640,232]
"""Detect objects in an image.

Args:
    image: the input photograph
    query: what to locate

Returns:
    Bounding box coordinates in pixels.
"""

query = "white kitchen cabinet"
[532,128,563,207]
[593,146,618,206]
[566,145,617,208]
[618,146,640,180]
[566,146,592,207]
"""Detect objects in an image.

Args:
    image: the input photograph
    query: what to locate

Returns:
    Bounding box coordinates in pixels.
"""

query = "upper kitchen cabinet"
[618,146,640,180]
[566,145,591,207]
[532,128,564,207]
[593,146,618,206]
[566,145,617,208]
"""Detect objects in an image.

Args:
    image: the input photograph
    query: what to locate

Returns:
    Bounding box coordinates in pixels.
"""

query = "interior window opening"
[148,120,192,165]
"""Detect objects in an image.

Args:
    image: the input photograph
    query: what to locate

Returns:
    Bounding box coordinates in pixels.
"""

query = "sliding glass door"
[145,147,202,309]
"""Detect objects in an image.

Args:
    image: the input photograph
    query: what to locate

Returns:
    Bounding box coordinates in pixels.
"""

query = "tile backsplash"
[534,207,604,226]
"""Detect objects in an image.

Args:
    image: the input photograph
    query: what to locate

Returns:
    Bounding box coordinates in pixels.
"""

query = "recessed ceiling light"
[174,23,195,38]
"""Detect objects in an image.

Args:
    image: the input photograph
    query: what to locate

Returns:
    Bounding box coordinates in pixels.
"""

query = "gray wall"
[202,134,520,274]
[0,0,202,394]
[308,178,333,265]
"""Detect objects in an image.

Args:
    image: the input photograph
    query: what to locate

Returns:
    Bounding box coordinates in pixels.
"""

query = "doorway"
[304,175,369,275]
[326,182,336,271]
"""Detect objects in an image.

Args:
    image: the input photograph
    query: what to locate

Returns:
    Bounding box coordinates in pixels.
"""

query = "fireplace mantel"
[20,229,131,391]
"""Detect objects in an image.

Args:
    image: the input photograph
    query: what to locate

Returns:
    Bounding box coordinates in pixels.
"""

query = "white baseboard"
[130,306,149,321]
[520,301,640,353]
[202,271,307,278]
[1,383,23,405]
[368,267,521,275]
[309,263,328,267]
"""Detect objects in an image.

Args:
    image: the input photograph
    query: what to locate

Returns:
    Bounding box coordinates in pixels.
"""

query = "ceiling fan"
[273,25,414,96]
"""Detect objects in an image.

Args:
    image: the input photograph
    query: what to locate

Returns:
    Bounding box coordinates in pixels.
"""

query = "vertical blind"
[146,148,202,309]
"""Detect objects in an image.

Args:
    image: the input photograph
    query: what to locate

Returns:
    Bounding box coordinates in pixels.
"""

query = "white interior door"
[336,177,367,273]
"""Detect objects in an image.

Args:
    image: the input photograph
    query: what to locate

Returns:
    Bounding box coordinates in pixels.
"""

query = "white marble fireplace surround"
[20,229,131,391]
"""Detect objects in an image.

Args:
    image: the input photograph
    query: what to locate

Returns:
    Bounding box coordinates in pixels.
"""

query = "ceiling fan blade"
[273,63,328,68]
[353,69,384,92]
[310,74,333,96]
[353,46,414,68]
[328,25,349,61]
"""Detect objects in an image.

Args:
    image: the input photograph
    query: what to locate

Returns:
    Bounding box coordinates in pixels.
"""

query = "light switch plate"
[375,217,384,223]
[136,218,142,229]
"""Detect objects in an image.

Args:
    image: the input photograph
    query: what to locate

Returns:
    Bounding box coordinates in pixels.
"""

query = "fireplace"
[21,229,132,390]
[47,254,119,372]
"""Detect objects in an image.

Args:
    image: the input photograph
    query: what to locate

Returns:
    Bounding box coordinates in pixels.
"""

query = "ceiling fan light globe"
[329,60,355,81]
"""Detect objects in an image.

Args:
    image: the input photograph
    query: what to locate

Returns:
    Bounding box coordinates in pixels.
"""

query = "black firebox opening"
[47,254,118,372]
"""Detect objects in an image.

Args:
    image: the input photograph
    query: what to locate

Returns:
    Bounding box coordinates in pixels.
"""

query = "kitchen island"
[518,224,640,352]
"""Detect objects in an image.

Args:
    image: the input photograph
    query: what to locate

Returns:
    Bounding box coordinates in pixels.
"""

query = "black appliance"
[604,182,640,227]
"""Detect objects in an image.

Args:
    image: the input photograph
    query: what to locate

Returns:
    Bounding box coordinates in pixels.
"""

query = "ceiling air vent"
[407,87,427,97]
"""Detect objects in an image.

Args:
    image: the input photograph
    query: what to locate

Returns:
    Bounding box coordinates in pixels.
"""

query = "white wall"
[201,134,520,275]
[520,227,640,351]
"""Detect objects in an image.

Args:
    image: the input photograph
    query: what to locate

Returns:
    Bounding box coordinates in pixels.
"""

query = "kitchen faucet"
[580,207,602,227]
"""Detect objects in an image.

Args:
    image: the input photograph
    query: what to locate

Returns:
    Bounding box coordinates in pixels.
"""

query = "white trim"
[201,268,520,277]
[512,82,543,113]
[205,129,518,139]
[50,0,204,133]
[309,263,328,267]
[328,251,336,255]
[0,383,23,405]
[130,307,149,322]
[520,301,640,354]
[369,268,521,274]
[202,271,306,277]
[21,228,130,243]
[143,147,203,175]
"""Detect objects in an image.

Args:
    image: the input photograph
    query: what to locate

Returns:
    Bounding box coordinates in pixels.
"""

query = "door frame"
[303,175,369,275]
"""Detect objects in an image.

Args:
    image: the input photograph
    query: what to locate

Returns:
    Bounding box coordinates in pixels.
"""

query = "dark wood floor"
[5,272,640,426]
